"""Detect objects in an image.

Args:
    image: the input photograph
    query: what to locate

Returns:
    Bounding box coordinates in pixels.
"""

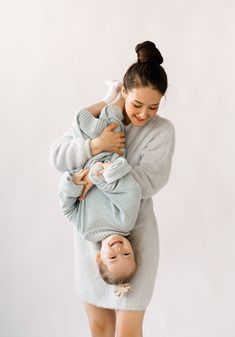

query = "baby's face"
[96,235,136,278]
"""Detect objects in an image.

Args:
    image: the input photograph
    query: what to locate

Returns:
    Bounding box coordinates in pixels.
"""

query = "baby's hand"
[71,168,89,185]
[95,161,113,176]
[101,161,113,170]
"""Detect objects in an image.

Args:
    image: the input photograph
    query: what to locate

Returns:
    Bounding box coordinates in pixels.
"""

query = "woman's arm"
[131,120,175,199]
[49,108,125,172]
[49,128,91,172]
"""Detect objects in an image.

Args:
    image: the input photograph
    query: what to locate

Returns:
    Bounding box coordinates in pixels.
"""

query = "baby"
[58,165,141,296]
[57,81,142,296]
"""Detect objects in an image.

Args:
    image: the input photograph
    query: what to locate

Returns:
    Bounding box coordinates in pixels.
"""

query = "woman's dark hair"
[123,41,168,95]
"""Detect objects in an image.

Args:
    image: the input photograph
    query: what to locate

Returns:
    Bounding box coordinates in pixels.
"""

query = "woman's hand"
[71,168,94,200]
[71,168,89,185]
[90,124,125,156]
[79,171,94,201]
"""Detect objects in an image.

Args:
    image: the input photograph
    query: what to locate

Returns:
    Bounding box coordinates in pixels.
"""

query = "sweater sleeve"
[93,173,142,233]
[57,171,83,224]
[130,120,175,200]
[49,110,92,172]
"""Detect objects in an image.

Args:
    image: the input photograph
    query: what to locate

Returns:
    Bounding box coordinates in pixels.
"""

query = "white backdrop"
[1,1,234,336]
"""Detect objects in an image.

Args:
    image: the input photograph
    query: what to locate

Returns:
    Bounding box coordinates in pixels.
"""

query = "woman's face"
[122,86,162,127]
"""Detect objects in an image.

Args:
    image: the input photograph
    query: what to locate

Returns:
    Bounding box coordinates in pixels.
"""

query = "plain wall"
[0,0,234,336]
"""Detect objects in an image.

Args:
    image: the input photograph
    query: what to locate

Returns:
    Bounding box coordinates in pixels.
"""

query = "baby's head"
[96,234,137,290]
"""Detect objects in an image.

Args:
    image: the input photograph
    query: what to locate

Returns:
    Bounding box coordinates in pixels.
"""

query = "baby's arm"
[102,173,142,233]
[88,163,142,232]
[57,168,88,223]
[90,157,131,185]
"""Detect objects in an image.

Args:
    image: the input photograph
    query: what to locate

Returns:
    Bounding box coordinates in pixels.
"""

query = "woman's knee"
[115,310,145,337]
[88,319,113,337]
[88,316,115,337]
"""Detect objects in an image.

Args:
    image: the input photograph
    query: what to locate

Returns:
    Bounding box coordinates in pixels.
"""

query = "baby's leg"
[84,79,122,117]
[77,109,108,139]
[99,104,124,133]
[102,79,122,104]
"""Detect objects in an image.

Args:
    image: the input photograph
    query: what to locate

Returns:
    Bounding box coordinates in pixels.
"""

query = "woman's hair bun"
[135,41,163,64]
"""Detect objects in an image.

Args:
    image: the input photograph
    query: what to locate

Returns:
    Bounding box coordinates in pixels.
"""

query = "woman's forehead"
[129,87,162,104]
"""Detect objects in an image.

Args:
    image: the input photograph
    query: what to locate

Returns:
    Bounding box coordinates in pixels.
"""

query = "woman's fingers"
[79,183,92,200]
[78,168,89,178]
[97,124,126,154]
[105,125,125,141]
[72,168,89,184]
[79,172,94,200]
[76,181,87,185]
[106,123,119,131]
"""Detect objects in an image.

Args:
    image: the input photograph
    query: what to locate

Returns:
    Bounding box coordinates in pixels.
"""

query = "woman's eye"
[124,253,130,256]
[150,107,157,110]
[110,256,116,259]
[133,104,142,108]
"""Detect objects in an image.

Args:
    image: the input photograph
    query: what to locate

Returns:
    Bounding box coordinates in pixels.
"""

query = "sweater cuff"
[103,157,132,183]
[88,164,105,185]
[58,171,83,197]
[84,139,92,159]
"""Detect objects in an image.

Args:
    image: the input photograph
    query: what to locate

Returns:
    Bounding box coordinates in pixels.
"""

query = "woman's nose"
[139,108,148,119]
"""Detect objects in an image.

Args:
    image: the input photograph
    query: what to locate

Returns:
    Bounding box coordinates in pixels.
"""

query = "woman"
[49,41,175,337]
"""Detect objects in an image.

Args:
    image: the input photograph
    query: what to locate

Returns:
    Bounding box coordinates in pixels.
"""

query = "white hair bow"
[114,283,131,297]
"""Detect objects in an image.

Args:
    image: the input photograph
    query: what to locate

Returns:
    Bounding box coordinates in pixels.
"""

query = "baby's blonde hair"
[98,260,136,297]
[98,259,136,285]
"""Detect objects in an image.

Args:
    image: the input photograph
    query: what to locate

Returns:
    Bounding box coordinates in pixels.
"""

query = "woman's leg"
[115,310,145,337]
[84,302,116,337]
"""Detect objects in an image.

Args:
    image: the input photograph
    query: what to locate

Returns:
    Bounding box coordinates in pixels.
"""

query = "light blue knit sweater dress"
[49,104,175,310]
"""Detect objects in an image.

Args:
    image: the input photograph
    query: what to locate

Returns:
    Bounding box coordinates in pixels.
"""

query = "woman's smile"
[134,114,145,121]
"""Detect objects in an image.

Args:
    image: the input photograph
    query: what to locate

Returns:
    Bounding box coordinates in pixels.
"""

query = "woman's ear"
[121,85,127,98]
[96,251,101,264]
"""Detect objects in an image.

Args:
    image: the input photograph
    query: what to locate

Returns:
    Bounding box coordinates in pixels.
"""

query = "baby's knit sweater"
[58,105,142,241]
[58,162,142,241]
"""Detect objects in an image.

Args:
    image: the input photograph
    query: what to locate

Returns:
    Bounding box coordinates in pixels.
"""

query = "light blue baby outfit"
[76,105,130,183]
[58,105,142,241]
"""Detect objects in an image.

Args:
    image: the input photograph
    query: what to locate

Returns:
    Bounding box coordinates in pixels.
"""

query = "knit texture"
[49,104,175,310]
[78,104,126,169]
[58,165,141,242]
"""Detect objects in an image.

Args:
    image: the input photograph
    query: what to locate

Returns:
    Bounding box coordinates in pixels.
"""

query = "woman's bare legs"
[115,310,145,337]
[84,303,145,337]
[84,302,116,337]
